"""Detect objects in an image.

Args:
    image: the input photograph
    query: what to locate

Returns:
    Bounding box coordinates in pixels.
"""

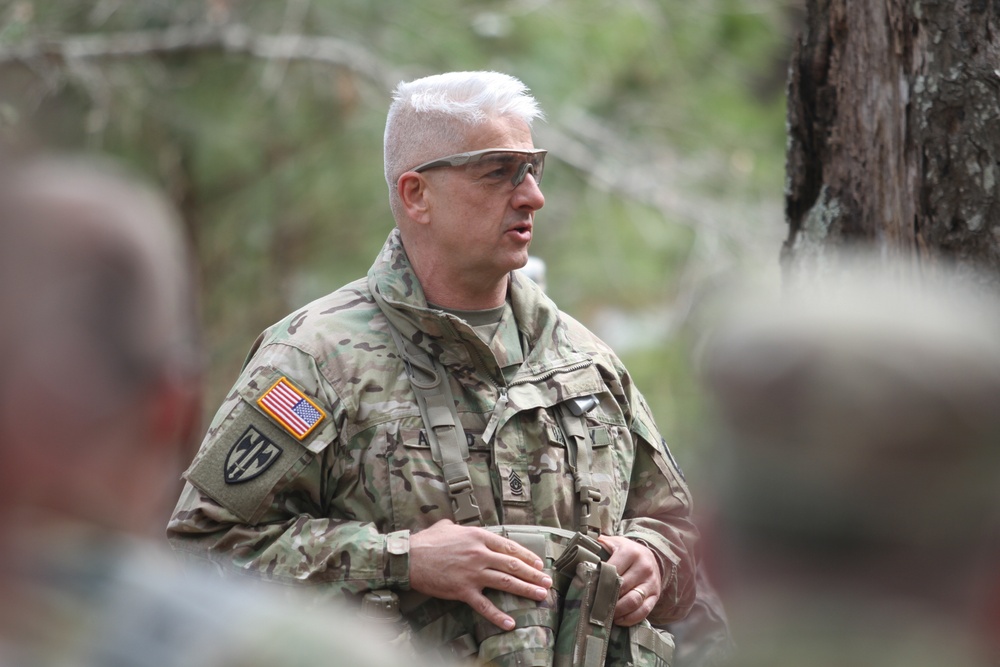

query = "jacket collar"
[367,229,585,378]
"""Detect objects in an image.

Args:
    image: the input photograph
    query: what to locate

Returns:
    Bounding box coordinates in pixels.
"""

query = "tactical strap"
[629,624,675,664]
[386,322,482,526]
[475,606,561,642]
[557,399,603,537]
[384,311,603,536]
[556,560,621,667]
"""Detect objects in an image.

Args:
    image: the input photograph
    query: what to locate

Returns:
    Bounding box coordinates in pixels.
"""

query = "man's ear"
[397,172,432,225]
[149,374,203,463]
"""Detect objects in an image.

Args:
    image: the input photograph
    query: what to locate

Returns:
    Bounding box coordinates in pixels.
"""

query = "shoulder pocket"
[185,375,336,523]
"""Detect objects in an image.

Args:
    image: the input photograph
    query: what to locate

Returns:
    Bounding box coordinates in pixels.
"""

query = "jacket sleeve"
[166,342,410,599]
[618,389,699,625]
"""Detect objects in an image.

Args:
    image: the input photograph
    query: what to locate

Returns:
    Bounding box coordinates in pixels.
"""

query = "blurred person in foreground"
[700,261,1000,667]
[168,70,697,665]
[0,154,437,667]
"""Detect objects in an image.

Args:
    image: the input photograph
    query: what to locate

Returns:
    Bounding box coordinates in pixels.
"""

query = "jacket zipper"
[468,340,507,444]
[477,344,594,444]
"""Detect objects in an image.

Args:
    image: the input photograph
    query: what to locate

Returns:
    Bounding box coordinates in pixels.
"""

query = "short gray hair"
[383,71,544,218]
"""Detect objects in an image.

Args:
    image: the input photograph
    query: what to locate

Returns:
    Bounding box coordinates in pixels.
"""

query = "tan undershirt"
[432,302,506,341]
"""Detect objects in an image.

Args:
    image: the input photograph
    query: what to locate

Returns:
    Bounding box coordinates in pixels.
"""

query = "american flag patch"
[257,377,326,440]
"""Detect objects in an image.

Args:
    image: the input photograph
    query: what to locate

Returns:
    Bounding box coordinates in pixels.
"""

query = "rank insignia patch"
[257,377,326,440]
[225,426,283,484]
[508,469,524,496]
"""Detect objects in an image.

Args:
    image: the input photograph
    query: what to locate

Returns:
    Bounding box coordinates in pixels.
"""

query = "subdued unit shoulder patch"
[661,437,686,481]
[257,376,326,440]
[185,398,313,524]
[224,425,282,484]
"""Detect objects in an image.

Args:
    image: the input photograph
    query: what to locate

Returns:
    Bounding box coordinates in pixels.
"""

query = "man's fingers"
[615,589,658,627]
[597,535,663,626]
[488,553,552,587]
[485,532,544,570]
[481,569,551,602]
[469,591,517,631]
[467,568,553,630]
[480,533,551,588]
[409,521,553,631]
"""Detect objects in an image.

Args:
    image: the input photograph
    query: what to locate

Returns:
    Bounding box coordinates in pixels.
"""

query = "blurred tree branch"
[537,117,779,256]
[0,18,779,317]
[0,23,395,89]
[542,119,780,332]
[2,22,762,242]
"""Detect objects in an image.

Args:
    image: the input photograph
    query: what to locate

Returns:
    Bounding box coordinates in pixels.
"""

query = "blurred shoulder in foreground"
[700,259,1000,667]
[0,153,438,667]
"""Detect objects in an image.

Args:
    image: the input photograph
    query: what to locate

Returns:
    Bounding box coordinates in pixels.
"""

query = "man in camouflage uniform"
[168,71,697,665]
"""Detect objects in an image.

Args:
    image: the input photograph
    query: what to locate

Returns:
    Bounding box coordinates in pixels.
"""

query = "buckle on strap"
[449,477,481,525]
[557,397,605,536]
[577,486,603,538]
[384,317,484,528]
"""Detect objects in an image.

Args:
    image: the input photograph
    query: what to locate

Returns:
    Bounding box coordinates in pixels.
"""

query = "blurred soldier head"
[0,154,202,543]
[701,261,1000,666]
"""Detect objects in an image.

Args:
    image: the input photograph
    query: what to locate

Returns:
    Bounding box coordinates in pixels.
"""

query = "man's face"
[422,117,545,290]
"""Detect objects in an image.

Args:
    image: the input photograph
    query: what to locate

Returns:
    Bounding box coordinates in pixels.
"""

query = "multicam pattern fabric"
[168,228,697,659]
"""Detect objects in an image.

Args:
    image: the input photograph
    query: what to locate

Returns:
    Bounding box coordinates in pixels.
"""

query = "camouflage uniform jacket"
[168,228,697,626]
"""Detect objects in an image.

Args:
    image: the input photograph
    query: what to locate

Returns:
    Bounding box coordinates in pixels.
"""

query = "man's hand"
[598,535,662,626]
[409,519,552,630]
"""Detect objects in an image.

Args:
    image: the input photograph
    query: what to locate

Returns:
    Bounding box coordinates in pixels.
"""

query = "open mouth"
[508,220,533,239]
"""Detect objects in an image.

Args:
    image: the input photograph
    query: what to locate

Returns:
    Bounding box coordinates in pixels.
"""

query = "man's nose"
[513,171,544,210]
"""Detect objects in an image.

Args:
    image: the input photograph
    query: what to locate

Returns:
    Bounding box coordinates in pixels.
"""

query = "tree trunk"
[783,0,1000,285]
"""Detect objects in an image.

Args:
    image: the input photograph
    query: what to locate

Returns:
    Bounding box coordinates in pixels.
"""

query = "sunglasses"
[410,148,547,188]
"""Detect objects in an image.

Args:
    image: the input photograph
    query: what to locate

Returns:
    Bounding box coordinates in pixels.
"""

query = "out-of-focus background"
[0,0,798,485]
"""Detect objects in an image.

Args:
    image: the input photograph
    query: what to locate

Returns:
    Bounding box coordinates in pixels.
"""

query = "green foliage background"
[0,0,796,484]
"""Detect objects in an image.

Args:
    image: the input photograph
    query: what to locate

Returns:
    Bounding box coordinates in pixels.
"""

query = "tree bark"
[784,0,1000,285]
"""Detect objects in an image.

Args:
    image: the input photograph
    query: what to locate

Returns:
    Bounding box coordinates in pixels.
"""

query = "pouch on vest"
[474,586,562,667]
[554,559,621,667]
[472,529,565,667]
[550,531,675,667]
[470,528,620,667]
[605,622,676,667]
